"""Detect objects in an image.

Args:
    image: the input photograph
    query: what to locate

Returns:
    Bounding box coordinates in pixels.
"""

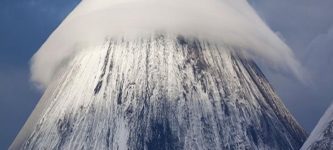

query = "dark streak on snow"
[94,42,112,95]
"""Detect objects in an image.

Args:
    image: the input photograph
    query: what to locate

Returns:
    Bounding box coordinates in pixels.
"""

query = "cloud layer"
[30,0,303,88]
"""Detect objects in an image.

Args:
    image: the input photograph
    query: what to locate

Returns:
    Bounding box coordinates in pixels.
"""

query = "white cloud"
[30,0,304,89]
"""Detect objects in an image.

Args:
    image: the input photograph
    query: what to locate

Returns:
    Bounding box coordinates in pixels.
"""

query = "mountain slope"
[11,34,307,150]
[301,103,333,150]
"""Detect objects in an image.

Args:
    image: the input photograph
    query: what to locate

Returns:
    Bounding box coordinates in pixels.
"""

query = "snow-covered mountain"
[11,35,306,150]
[301,103,333,150]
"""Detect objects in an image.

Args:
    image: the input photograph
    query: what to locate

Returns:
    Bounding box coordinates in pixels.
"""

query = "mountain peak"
[11,35,306,150]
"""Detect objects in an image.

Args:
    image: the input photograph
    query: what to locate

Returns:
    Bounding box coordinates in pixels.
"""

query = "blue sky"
[0,0,332,149]
[0,0,79,148]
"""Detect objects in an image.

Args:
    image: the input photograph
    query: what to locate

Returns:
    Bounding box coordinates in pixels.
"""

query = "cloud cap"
[30,0,304,89]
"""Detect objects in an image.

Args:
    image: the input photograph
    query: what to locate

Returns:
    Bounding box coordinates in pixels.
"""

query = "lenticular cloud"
[30,0,303,89]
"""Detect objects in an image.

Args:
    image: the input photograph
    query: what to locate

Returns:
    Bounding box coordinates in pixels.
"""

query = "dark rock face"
[11,34,307,150]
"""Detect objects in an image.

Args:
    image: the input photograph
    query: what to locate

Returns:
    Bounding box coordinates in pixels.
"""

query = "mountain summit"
[11,35,306,150]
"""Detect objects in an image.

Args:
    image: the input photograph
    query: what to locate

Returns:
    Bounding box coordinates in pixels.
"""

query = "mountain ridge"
[301,103,333,150]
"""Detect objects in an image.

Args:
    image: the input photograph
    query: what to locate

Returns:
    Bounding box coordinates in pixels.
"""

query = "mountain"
[301,103,333,150]
[11,34,307,150]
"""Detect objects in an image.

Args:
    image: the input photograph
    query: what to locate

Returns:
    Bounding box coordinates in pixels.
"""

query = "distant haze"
[30,0,303,89]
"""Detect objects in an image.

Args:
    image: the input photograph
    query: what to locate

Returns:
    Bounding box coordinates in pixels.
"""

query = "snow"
[11,35,306,150]
[301,102,333,150]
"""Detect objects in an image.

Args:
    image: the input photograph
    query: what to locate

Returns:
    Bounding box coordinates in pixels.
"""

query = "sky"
[250,0,333,133]
[0,0,332,149]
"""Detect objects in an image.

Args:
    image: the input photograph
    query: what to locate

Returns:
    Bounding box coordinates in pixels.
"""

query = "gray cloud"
[305,25,333,100]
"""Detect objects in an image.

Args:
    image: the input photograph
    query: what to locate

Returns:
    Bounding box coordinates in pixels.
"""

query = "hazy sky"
[0,0,332,149]
[250,0,333,134]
